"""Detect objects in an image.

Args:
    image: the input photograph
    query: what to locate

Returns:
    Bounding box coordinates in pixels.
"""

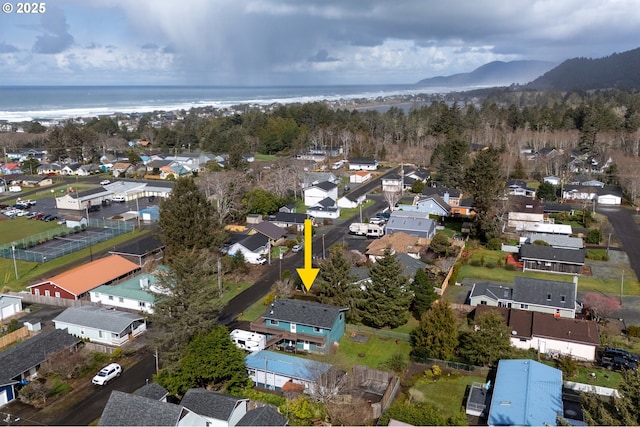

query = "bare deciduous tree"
[200,170,248,225]
[383,189,402,212]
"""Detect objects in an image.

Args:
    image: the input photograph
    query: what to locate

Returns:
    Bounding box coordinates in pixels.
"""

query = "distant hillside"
[526,47,640,91]
[416,60,556,88]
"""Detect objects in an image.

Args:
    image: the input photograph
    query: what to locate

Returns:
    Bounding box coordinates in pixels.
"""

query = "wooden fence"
[0,326,29,350]
[8,292,100,308]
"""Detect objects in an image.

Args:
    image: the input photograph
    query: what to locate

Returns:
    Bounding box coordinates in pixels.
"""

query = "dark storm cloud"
[32,7,74,54]
[308,49,339,62]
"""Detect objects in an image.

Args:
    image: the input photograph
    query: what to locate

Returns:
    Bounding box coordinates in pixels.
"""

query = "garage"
[0,295,22,321]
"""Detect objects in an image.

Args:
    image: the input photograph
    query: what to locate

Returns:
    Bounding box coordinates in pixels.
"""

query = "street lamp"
[11,243,18,280]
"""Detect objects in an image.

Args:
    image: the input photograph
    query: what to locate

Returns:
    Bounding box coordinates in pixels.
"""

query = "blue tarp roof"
[245,350,332,381]
[488,359,563,426]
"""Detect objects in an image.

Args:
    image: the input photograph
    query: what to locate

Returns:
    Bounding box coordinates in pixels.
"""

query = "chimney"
[140,277,149,289]
[443,191,449,203]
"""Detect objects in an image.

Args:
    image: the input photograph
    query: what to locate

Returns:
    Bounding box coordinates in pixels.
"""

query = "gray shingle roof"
[53,306,144,335]
[273,212,310,224]
[526,233,584,250]
[0,329,80,385]
[422,187,461,198]
[469,282,513,301]
[312,181,338,191]
[261,299,347,329]
[180,388,246,421]
[386,216,435,235]
[238,233,270,252]
[237,406,288,426]
[519,244,586,264]
[396,252,427,279]
[99,390,185,426]
[134,382,169,401]
[512,277,577,309]
[248,222,287,241]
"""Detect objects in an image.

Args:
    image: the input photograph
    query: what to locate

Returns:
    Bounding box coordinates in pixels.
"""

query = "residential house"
[0,294,22,321]
[160,162,191,179]
[245,350,333,391]
[396,194,451,217]
[523,233,584,250]
[108,235,166,266]
[112,162,134,177]
[451,198,475,217]
[0,329,80,407]
[301,172,339,189]
[562,184,600,201]
[145,159,173,174]
[99,390,209,426]
[365,232,425,262]
[36,163,61,175]
[55,186,113,210]
[268,212,312,232]
[505,179,536,198]
[337,185,368,209]
[474,305,599,361]
[78,164,101,176]
[520,244,586,275]
[404,167,430,184]
[307,197,340,219]
[385,211,436,239]
[520,222,573,235]
[237,407,287,426]
[303,181,338,207]
[247,222,287,246]
[227,233,270,264]
[134,382,169,402]
[468,276,579,318]
[90,272,163,314]
[381,173,404,193]
[347,158,378,171]
[487,359,563,426]
[353,253,427,290]
[250,299,348,354]
[350,171,372,184]
[28,255,141,300]
[422,187,462,207]
[506,197,547,231]
[596,187,623,205]
[180,389,248,427]
[53,305,147,346]
[0,163,21,175]
[61,162,82,175]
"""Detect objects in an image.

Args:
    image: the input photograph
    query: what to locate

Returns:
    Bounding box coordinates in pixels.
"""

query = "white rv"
[230,329,266,353]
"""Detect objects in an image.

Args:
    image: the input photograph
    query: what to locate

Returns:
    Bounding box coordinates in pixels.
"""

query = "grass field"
[410,373,486,418]
[0,217,63,245]
[0,229,150,292]
[220,282,253,304]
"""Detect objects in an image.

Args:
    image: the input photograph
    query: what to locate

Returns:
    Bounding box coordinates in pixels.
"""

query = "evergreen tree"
[581,370,640,425]
[316,246,361,322]
[410,269,438,320]
[536,181,557,201]
[431,137,471,189]
[158,176,223,262]
[151,249,224,368]
[155,326,248,395]
[242,188,283,215]
[411,300,458,360]
[361,249,412,328]
[458,310,512,366]
[464,146,504,242]
[428,233,455,258]
[511,157,527,179]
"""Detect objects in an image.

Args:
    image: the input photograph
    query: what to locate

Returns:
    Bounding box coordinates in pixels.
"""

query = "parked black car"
[603,347,639,363]
[88,205,101,212]
[601,355,638,371]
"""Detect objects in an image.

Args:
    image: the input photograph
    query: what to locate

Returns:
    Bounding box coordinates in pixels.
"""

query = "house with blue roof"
[249,299,347,354]
[488,359,563,426]
[245,350,333,392]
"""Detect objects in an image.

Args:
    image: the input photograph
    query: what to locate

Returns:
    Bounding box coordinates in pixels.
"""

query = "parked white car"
[92,363,122,385]
[111,195,126,202]
[292,244,303,253]
[100,179,111,185]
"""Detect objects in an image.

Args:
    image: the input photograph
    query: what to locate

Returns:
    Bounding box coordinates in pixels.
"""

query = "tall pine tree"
[316,246,361,322]
[410,268,438,320]
[411,300,458,360]
[361,248,412,328]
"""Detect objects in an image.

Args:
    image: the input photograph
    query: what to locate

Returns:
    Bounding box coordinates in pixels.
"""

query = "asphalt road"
[220,168,397,326]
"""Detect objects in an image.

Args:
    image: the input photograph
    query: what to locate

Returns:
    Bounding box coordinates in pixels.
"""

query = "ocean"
[0,84,457,122]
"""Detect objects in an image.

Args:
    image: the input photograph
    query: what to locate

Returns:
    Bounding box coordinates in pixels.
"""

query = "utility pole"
[217,257,222,295]
[11,243,18,280]
[621,270,624,306]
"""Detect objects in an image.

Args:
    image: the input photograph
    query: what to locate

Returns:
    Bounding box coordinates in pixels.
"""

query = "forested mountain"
[526,47,640,91]
[416,60,556,88]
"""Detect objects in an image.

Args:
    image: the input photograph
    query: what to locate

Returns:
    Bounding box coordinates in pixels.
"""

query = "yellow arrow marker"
[296,219,319,291]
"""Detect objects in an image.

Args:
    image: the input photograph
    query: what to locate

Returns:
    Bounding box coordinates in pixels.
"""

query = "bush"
[485,263,497,269]
[504,264,517,271]
[487,238,502,250]
[627,325,640,337]
[469,260,482,267]
[586,228,603,244]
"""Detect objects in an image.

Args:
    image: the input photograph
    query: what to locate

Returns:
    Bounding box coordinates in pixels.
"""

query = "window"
[108,295,114,301]
[561,295,566,303]
[95,292,100,297]
[546,293,552,301]
[139,301,146,308]
[247,369,256,376]
[119,297,124,303]
[313,327,322,333]
[339,313,343,320]
[480,301,487,305]
[80,328,85,335]
[34,289,40,296]
[55,291,60,298]
[98,331,103,338]
[269,319,279,326]
[519,338,527,342]
[520,304,528,309]
[44,290,50,297]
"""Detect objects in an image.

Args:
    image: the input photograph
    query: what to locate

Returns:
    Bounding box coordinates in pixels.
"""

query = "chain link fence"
[0,218,135,263]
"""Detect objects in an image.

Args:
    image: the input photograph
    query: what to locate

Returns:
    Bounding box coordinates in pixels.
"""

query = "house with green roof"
[89,272,162,314]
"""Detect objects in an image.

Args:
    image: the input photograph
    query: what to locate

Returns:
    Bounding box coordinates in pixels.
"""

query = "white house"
[543,176,561,186]
[226,233,270,264]
[90,272,163,314]
[303,181,338,207]
[307,197,340,219]
[350,171,372,184]
[348,158,378,171]
[53,306,147,346]
[245,350,333,392]
[0,294,22,321]
[180,389,248,427]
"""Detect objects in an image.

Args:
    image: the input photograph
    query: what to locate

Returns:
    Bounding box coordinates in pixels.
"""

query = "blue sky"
[1,0,639,86]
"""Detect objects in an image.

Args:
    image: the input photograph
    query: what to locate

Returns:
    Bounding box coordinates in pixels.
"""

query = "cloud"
[32,7,74,54]
[141,43,159,50]
[0,42,19,53]
[308,49,339,62]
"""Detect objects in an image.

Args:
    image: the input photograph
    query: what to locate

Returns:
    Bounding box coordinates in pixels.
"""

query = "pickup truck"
[601,355,638,371]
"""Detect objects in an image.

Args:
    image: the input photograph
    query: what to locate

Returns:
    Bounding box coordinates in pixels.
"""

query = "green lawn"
[238,296,270,321]
[0,217,63,245]
[410,373,486,419]
[253,154,279,162]
[220,282,253,304]
[339,199,374,220]
[333,333,412,370]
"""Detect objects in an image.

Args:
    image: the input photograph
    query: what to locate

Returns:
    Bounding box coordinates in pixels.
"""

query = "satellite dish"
[511,330,518,335]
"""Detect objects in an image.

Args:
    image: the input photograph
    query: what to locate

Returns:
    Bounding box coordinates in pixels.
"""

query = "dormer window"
[560,295,566,303]
[547,293,552,301]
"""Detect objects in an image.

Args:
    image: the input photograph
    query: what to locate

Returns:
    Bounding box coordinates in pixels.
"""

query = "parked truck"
[349,222,370,236]
[600,355,638,371]
[366,224,385,238]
